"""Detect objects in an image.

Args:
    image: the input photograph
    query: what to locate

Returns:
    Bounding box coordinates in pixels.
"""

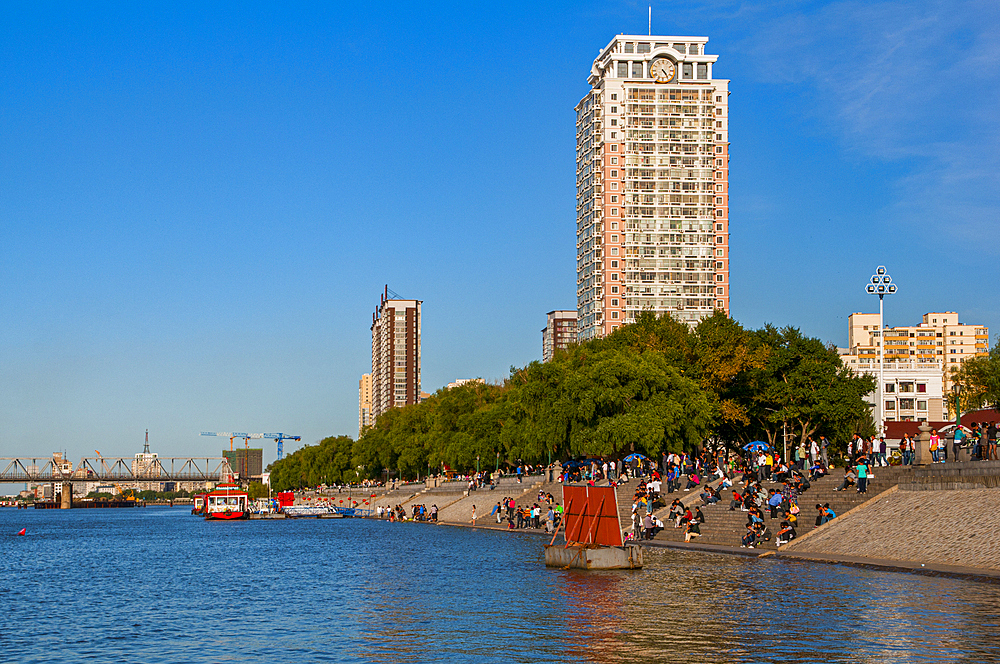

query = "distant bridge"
[0,457,234,484]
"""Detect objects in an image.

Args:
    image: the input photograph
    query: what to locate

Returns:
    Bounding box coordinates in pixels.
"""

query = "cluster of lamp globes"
[866,266,897,297]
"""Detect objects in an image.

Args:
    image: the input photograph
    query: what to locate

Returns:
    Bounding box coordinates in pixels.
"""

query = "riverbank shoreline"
[642,539,1000,585]
[412,516,1000,585]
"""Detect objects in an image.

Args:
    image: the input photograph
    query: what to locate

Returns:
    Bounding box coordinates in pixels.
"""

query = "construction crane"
[113,483,136,501]
[200,432,301,461]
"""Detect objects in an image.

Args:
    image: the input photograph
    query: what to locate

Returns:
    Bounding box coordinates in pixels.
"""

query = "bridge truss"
[0,457,235,484]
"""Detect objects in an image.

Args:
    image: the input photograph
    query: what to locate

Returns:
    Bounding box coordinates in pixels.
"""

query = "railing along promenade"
[0,457,234,483]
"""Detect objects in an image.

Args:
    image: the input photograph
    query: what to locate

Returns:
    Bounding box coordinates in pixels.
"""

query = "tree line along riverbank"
[268,312,876,491]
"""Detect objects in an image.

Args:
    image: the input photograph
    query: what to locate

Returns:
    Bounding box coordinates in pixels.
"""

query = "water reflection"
[1,510,999,664]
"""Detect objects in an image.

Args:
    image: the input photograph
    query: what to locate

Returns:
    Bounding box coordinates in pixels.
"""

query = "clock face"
[650,59,675,83]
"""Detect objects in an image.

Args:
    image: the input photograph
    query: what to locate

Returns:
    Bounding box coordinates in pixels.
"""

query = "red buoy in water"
[17,528,26,536]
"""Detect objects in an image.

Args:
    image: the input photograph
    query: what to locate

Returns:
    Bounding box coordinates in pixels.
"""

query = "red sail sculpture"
[561,485,624,547]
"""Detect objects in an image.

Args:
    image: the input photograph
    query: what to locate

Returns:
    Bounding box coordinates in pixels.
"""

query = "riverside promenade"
[342,461,1000,584]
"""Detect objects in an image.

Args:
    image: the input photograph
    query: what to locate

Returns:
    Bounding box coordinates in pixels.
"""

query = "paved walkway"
[785,486,1000,571]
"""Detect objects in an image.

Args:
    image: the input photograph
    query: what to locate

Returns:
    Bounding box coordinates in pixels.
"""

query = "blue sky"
[1,1,998,465]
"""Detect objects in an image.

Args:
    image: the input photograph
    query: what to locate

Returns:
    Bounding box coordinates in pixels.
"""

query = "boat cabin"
[204,484,250,520]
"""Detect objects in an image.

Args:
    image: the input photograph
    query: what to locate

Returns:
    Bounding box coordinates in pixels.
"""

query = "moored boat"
[204,484,250,520]
[191,494,206,516]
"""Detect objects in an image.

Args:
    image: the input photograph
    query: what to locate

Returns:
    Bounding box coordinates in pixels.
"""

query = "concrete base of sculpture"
[544,543,643,570]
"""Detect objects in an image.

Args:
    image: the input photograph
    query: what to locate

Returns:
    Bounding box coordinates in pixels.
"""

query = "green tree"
[246,482,268,501]
[745,326,876,452]
[950,339,1000,414]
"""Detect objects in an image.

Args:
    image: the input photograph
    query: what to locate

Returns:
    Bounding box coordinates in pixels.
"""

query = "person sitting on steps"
[776,519,796,546]
[834,467,856,491]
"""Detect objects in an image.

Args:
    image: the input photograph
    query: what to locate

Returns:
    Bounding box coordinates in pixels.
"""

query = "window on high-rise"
[624,43,634,53]
[632,62,643,78]
[697,64,708,79]
[682,63,692,78]
[617,62,628,77]
[673,43,686,53]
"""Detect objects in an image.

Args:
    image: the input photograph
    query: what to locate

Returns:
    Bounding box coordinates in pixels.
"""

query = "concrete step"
[646,465,913,548]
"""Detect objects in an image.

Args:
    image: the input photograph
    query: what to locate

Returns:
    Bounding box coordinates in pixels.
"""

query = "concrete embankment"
[781,485,1000,571]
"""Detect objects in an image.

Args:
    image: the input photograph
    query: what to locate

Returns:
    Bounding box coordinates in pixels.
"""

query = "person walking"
[471,504,476,526]
[820,436,830,467]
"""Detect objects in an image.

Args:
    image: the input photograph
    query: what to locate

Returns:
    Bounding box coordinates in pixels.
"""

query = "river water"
[1,507,998,663]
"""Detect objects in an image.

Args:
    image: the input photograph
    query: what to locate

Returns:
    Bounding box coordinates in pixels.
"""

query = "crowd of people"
[376,503,439,522]
[488,493,562,532]
[373,427,988,547]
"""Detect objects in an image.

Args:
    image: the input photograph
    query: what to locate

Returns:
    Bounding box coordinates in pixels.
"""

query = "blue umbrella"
[622,453,648,463]
[743,441,770,452]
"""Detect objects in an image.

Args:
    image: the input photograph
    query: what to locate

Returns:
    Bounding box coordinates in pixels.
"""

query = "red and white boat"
[204,484,250,520]
[191,493,206,516]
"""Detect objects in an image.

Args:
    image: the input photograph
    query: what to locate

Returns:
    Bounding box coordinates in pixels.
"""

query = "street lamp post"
[866,266,897,437]
[783,420,788,465]
[953,383,962,430]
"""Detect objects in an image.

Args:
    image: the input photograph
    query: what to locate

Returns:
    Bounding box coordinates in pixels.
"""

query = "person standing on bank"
[954,425,966,461]
[856,457,869,494]
[820,436,830,467]
[930,429,941,463]
[471,505,476,526]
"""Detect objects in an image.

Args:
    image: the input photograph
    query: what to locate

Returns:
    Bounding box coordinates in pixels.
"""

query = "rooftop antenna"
[648,6,651,36]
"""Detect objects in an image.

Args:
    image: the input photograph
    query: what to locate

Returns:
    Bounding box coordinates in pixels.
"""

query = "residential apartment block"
[370,288,422,422]
[358,373,372,437]
[542,310,578,362]
[576,35,729,341]
[846,311,989,390]
[841,311,989,422]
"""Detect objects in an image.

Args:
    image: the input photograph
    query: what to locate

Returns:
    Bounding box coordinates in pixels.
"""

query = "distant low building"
[446,378,485,389]
[542,310,578,362]
[840,352,945,423]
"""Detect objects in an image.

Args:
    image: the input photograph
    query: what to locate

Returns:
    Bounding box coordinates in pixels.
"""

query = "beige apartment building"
[847,312,989,388]
[576,35,730,340]
[842,311,989,421]
[358,373,372,437]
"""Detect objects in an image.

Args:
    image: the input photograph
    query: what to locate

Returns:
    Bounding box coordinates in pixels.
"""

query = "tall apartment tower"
[370,287,422,421]
[542,310,578,362]
[358,373,372,437]
[576,35,729,341]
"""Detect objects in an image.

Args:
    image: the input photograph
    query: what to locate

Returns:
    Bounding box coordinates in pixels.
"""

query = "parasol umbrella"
[742,441,770,452]
[622,453,649,463]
